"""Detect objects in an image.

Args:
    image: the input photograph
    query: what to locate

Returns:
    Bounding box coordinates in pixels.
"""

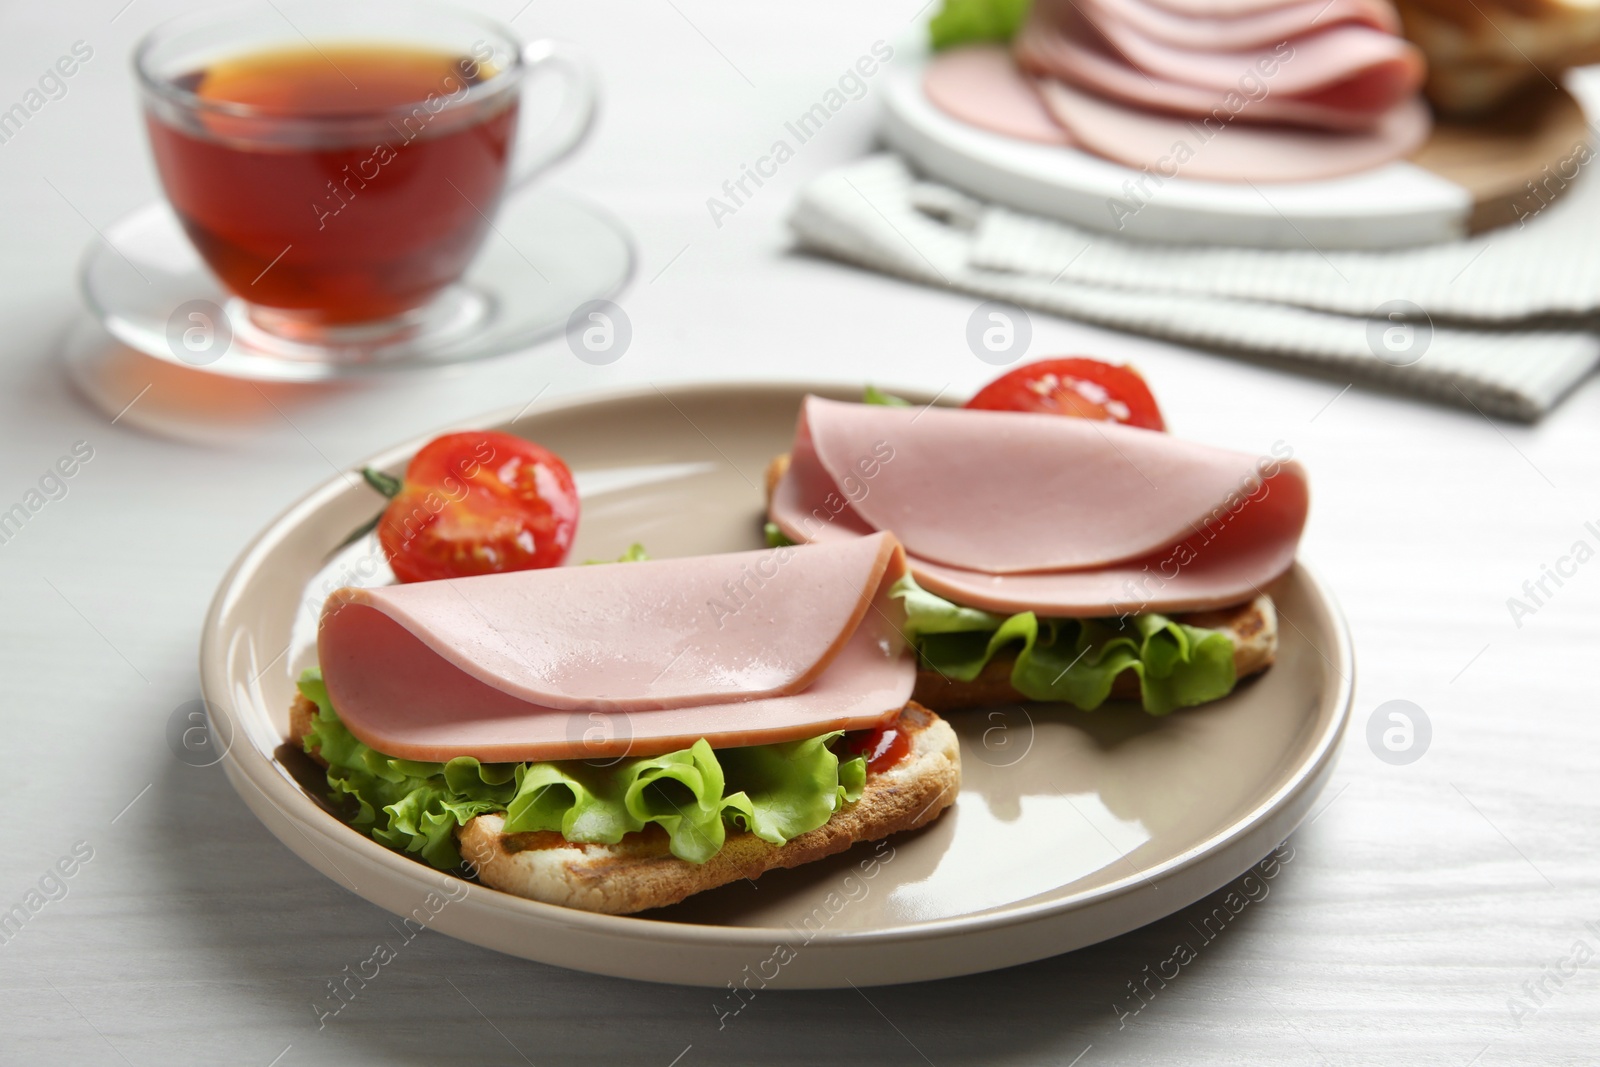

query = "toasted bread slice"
[459,704,957,914]
[765,451,1277,712]
[288,696,960,915]
[1394,0,1600,115]
[765,452,793,500]
[289,693,317,754]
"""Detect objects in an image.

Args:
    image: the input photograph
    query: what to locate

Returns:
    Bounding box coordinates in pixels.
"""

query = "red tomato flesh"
[377,431,579,583]
[965,357,1166,431]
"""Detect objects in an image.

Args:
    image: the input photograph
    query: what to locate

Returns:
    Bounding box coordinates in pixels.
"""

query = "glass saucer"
[78,188,634,382]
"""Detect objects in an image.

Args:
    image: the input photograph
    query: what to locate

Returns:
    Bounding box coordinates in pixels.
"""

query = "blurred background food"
[1352,0,1600,116]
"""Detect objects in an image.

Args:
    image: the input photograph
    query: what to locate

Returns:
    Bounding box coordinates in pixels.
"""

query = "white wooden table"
[2,3,1596,1064]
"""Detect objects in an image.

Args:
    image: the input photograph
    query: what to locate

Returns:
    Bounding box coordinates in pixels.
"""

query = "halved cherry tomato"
[965,357,1166,431]
[371,431,579,583]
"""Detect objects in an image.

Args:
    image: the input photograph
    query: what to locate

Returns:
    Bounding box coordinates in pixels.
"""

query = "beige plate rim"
[199,379,1354,981]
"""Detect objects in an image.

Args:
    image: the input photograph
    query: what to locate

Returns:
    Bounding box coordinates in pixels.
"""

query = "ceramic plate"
[199,382,1353,988]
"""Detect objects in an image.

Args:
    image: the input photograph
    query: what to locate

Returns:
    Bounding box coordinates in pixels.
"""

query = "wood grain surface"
[1410,80,1592,233]
[0,4,1596,1065]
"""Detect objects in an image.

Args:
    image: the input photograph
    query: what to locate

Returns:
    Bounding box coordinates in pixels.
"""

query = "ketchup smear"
[842,718,910,773]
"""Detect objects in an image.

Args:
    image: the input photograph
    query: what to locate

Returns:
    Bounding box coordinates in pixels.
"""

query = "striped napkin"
[789,152,1600,421]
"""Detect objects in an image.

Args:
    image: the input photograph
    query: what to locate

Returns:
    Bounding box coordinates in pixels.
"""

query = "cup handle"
[506,39,597,194]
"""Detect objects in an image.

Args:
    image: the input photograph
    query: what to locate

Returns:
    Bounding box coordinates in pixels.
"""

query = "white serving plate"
[882,58,1472,250]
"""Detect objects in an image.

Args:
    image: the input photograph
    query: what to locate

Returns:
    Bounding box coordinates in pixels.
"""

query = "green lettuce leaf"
[891,576,1236,714]
[297,670,865,869]
[299,672,517,868]
[929,0,1031,50]
[863,385,911,407]
[720,732,865,845]
[584,543,650,564]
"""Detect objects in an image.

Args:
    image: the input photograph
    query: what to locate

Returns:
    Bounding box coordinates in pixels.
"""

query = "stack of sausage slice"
[924,0,1430,181]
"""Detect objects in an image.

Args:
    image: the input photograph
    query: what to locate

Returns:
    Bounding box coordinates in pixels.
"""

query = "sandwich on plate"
[764,359,1311,716]
[289,524,959,915]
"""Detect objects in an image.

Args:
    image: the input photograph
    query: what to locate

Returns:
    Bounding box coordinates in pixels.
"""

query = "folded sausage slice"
[1032,77,1432,182]
[769,397,1309,617]
[1139,0,1335,15]
[318,533,915,762]
[1086,0,1399,51]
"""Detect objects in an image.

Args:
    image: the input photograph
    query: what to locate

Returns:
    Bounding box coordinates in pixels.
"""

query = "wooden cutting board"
[1409,80,1591,233]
